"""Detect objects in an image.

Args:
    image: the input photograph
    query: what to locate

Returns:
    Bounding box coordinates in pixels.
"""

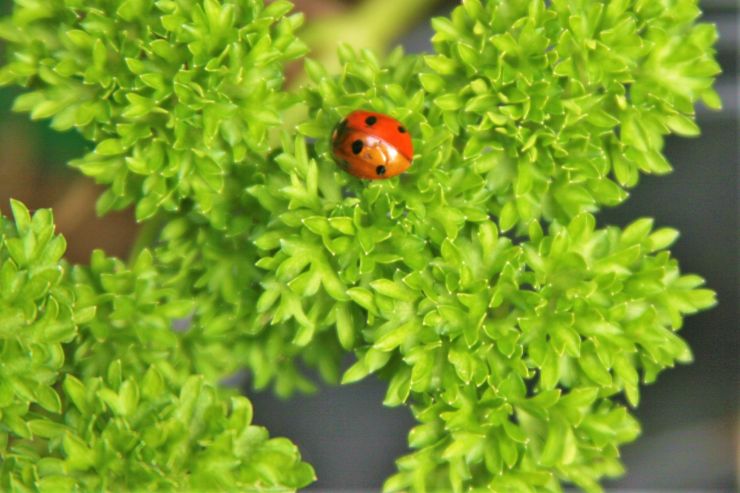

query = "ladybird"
[331,110,413,180]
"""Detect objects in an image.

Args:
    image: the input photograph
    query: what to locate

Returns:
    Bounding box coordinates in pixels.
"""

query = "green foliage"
[249,0,719,490]
[154,214,330,396]
[0,0,306,226]
[0,200,74,431]
[424,0,720,229]
[0,202,315,491]
[0,0,720,491]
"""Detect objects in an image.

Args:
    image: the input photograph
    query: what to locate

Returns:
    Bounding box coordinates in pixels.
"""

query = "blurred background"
[0,0,736,491]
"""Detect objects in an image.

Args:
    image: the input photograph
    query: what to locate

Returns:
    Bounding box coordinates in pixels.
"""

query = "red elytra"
[331,110,413,180]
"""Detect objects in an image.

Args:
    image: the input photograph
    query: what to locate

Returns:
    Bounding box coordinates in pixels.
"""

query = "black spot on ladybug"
[398,126,406,133]
[376,165,386,176]
[351,140,363,155]
[365,115,377,126]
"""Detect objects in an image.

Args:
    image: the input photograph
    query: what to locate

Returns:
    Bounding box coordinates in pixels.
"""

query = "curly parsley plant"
[0,0,719,491]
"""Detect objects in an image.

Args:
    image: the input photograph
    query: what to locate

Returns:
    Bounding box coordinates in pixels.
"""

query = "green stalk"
[299,0,440,73]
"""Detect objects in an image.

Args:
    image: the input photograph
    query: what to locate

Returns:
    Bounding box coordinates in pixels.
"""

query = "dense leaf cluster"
[0,0,306,226]
[0,202,315,491]
[250,0,719,490]
[0,0,719,491]
[425,0,721,230]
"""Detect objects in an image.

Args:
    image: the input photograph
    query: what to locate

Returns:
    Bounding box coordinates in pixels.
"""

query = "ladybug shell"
[331,110,413,180]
